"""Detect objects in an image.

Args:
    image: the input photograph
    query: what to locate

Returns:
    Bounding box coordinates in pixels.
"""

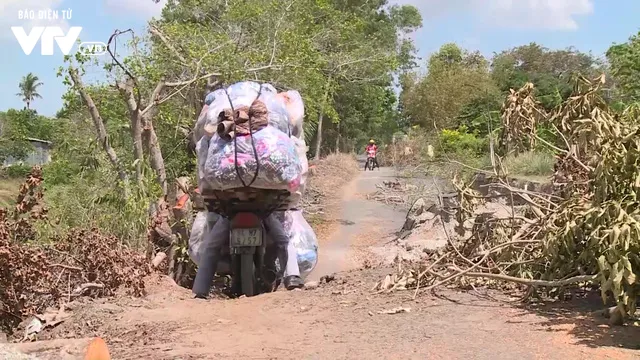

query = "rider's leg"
[192,216,230,297]
[284,241,300,277]
[264,214,304,289]
[373,157,379,169]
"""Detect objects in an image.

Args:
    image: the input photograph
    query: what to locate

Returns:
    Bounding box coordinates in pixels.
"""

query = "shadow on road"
[520,291,640,351]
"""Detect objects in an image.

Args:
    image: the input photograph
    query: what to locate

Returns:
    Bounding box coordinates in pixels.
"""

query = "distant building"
[3,138,52,167]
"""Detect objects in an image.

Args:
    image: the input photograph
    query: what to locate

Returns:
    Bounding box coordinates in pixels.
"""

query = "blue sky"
[0,0,638,117]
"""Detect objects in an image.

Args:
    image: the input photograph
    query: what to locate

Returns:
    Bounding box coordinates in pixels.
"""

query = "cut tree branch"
[461,272,597,287]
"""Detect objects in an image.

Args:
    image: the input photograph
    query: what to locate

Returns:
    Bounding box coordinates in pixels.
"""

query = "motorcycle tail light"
[231,212,261,228]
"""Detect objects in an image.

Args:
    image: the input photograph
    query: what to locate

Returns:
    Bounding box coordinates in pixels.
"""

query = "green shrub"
[1,164,33,179]
[42,159,82,186]
[40,171,154,248]
[438,126,488,157]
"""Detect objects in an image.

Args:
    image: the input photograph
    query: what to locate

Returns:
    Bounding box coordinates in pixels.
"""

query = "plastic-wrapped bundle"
[286,136,309,208]
[276,90,304,139]
[194,82,290,140]
[188,211,220,267]
[257,90,291,136]
[195,137,209,190]
[201,126,303,191]
[226,81,276,96]
[193,89,231,142]
[272,210,318,278]
[286,210,318,278]
[225,82,289,134]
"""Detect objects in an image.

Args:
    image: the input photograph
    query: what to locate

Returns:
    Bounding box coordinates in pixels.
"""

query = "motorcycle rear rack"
[201,188,291,218]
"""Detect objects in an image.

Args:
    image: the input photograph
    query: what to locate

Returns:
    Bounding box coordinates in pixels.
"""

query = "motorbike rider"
[365,139,379,170]
[193,214,304,298]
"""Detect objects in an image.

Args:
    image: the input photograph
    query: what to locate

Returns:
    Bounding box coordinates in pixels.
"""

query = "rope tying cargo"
[221,86,264,188]
[216,99,269,141]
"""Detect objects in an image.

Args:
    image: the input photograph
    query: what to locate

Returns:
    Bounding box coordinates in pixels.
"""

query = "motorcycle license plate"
[230,228,262,247]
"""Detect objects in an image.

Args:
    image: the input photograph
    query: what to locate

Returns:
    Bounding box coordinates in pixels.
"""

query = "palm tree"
[16,73,43,110]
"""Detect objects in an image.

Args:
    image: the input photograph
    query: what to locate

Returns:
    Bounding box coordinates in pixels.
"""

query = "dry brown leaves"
[499,82,547,154]
[553,153,590,197]
[0,167,150,334]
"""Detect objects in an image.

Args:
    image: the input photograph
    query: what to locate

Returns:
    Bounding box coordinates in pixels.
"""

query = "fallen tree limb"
[413,254,447,299]
[48,264,82,271]
[71,283,105,297]
[463,272,598,287]
[425,239,542,291]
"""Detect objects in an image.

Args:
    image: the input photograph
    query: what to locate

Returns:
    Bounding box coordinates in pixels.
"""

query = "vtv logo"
[12,26,83,56]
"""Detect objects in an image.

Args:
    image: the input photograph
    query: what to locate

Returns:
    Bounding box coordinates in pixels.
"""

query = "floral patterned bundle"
[200,125,303,191]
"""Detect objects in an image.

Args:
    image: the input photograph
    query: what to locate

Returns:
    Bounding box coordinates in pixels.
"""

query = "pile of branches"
[378,76,640,321]
[0,167,150,333]
[367,180,409,206]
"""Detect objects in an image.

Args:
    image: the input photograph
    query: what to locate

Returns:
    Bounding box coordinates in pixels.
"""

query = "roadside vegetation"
[3,0,640,337]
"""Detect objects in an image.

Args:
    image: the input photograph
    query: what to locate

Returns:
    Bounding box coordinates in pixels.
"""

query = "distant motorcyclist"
[365,139,379,170]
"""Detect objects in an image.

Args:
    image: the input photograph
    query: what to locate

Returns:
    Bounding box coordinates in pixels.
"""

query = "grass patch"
[0,178,22,208]
[501,151,555,177]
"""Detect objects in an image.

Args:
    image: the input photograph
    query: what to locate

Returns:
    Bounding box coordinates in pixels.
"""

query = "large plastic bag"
[225,82,289,134]
[194,89,231,142]
[188,211,220,267]
[201,126,303,191]
[227,81,276,96]
[276,90,304,139]
[195,137,209,190]
[286,137,309,208]
[272,210,318,278]
[195,82,290,139]
[258,90,291,136]
[287,210,318,278]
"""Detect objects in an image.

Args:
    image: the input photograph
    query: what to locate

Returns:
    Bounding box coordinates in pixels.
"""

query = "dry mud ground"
[9,164,640,359]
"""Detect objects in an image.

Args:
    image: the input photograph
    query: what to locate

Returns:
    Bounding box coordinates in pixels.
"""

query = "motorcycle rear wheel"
[240,253,256,297]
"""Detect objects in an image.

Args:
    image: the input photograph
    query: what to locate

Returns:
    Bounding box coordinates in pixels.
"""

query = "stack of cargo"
[188,81,317,278]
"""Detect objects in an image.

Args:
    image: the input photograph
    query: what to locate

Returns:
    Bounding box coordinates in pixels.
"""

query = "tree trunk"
[26,101,30,110]
[118,78,144,183]
[335,122,340,153]
[314,77,332,161]
[130,116,144,182]
[142,114,168,196]
[68,67,129,197]
[314,111,324,160]
[118,78,167,195]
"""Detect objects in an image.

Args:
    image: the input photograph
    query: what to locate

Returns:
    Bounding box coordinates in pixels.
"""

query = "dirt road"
[309,163,406,280]
[21,164,640,359]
